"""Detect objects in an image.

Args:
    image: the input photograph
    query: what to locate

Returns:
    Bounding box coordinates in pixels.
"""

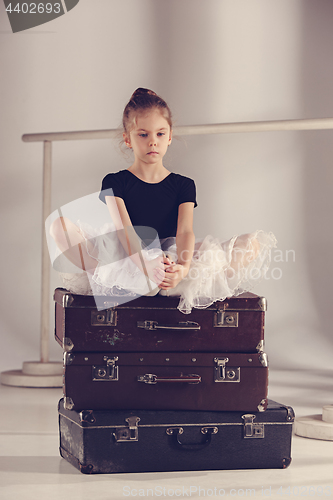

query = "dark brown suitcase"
[54,288,266,353]
[63,350,268,412]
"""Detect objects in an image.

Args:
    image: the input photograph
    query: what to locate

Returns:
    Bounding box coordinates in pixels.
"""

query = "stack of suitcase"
[55,288,294,473]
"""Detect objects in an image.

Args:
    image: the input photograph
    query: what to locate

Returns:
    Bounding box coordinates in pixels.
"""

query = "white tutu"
[59,222,277,314]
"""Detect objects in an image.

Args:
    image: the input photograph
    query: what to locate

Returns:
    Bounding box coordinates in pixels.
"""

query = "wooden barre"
[22,117,333,143]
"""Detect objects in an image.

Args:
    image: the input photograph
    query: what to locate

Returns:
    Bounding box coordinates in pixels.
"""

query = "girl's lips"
[147,152,159,155]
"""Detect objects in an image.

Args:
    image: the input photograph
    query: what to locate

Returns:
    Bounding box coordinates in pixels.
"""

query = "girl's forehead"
[132,109,170,130]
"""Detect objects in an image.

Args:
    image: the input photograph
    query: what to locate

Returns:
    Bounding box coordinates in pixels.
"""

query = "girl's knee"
[49,217,72,241]
[231,235,260,268]
[243,237,260,264]
[235,234,260,255]
[251,237,260,259]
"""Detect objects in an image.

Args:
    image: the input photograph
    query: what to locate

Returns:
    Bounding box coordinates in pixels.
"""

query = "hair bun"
[123,88,172,133]
[131,88,157,99]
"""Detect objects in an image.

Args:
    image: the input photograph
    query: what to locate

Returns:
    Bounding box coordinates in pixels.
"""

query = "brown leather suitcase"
[63,350,269,412]
[54,288,266,353]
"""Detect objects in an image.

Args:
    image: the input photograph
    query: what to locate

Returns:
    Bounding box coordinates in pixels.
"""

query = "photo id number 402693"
[5,2,61,14]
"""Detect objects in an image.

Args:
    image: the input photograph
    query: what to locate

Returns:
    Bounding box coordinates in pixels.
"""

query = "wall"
[0,0,332,373]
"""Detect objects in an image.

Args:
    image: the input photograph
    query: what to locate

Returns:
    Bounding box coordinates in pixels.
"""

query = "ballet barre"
[3,117,332,388]
[22,117,333,142]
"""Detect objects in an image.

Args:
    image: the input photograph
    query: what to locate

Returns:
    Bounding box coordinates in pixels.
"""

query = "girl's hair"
[122,88,173,135]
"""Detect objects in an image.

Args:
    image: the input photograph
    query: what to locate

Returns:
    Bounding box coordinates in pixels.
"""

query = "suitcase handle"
[137,321,200,331]
[166,426,218,450]
[137,373,201,384]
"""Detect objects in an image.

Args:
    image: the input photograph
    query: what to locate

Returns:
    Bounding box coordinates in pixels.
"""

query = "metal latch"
[214,311,239,327]
[242,414,264,439]
[214,357,240,382]
[91,308,117,326]
[92,356,119,381]
[114,416,140,442]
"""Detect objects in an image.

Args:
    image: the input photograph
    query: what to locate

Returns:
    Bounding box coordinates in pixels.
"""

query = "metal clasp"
[91,308,117,326]
[242,414,264,439]
[214,357,240,382]
[114,416,140,442]
[92,356,119,381]
[214,311,239,327]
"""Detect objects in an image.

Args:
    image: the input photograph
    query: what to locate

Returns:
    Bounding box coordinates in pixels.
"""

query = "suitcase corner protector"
[258,296,267,311]
[64,397,75,410]
[62,293,74,308]
[257,398,267,412]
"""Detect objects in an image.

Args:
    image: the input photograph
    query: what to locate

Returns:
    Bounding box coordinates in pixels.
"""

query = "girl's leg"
[193,235,260,270]
[228,234,260,273]
[49,217,98,273]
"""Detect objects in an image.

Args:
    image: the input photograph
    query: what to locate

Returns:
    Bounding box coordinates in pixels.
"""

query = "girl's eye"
[138,133,165,138]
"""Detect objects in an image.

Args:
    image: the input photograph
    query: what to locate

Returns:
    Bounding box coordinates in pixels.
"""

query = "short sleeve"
[99,173,124,204]
[178,176,198,208]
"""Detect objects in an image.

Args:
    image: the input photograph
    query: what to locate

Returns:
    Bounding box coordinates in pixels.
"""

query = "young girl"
[50,88,276,314]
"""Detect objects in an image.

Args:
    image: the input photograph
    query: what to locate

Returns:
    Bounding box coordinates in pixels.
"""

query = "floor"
[0,369,332,500]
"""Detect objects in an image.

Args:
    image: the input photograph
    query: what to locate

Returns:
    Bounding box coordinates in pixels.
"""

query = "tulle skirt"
[59,222,277,314]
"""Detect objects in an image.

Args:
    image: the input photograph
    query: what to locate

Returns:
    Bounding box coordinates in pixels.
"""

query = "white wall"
[1,0,332,372]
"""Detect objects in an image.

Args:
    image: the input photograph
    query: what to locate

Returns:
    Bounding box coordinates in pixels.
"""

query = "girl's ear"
[123,132,132,148]
[168,129,173,145]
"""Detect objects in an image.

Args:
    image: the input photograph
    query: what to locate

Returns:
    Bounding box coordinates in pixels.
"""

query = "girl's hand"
[156,256,189,290]
[143,255,165,284]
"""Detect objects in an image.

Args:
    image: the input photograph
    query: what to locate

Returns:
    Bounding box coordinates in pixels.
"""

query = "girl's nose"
[149,136,157,146]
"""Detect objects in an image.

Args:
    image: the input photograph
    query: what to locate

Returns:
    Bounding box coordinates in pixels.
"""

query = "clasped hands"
[144,255,189,291]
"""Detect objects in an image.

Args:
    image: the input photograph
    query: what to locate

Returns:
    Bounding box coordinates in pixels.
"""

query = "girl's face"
[124,108,172,166]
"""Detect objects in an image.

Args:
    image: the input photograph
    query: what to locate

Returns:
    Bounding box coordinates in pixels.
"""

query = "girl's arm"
[105,195,164,281]
[158,202,195,290]
[175,202,195,271]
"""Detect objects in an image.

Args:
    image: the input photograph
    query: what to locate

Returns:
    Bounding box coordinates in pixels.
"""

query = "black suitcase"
[54,288,266,353]
[63,350,269,412]
[58,398,294,474]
